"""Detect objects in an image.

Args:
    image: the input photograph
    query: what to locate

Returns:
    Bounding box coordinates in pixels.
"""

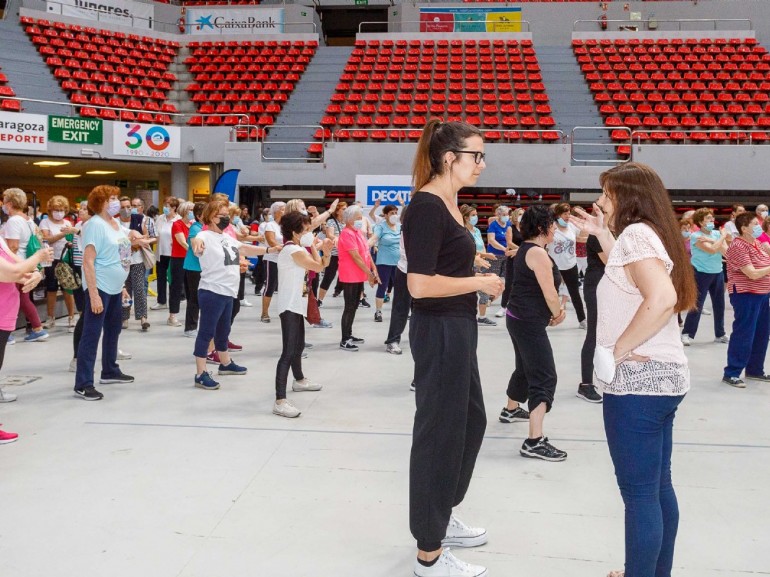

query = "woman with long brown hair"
[573,162,696,577]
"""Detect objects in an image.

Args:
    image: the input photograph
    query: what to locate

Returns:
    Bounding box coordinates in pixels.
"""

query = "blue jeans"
[193,289,233,358]
[75,289,123,390]
[375,264,397,299]
[603,393,684,577]
[682,270,725,339]
[724,291,770,378]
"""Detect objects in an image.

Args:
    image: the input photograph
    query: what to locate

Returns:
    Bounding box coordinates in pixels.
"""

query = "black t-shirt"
[403,192,477,317]
[585,234,606,284]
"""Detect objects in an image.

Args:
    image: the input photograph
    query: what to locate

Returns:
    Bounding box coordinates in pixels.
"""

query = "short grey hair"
[178,201,194,217]
[343,204,362,223]
[270,201,286,217]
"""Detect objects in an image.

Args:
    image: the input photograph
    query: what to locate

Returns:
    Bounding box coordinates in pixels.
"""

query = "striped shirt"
[726,237,770,294]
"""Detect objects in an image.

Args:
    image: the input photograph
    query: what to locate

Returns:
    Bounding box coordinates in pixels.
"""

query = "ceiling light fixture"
[33,161,70,167]
[85,170,117,175]
[54,174,82,178]
[197,166,210,171]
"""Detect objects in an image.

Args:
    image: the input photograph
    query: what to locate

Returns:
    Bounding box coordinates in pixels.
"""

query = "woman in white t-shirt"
[260,201,285,323]
[151,196,181,310]
[190,199,280,390]
[40,195,78,330]
[272,211,332,418]
[547,202,586,329]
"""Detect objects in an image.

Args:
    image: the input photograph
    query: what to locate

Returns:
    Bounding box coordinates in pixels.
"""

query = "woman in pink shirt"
[337,205,379,351]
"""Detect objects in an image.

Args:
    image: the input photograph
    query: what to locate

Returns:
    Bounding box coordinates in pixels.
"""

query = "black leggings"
[580,278,600,384]
[275,311,306,400]
[72,265,85,358]
[560,265,586,323]
[231,272,246,323]
[341,281,362,341]
[506,315,557,414]
[502,256,515,308]
[169,257,185,315]
[184,270,201,332]
[319,255,342,294]
[385,268,412,345]
[264,261,278,297]
[0,329,10,371]
[156,255,170,304]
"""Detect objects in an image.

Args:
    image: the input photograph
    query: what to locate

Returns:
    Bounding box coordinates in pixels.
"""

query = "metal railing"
[630,128,767,146]
[573,18,753,33]
[359,19,532,34]
[261,124,325,162]
[571,126,631,164]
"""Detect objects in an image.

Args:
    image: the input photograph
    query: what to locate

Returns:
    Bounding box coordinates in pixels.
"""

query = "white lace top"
[595,223,690,396]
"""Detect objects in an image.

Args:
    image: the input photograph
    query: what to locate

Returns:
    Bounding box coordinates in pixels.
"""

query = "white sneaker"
[680,334,692,346]
[150,302,167,310]
[184,330,198,338]
[413,548,487,577]
[273,400,301,418]
[68,316,76,333]
[386,342,403,355]
[292,378,323,392]
[702,308,712,316]
[43,317,56,329]
[0,389,17,403]
[494,307,505,318]
[579,320,587,330]
[714,335,729,343]
[167,316,181,327]
[240,298,253,307]
[69,358,77,373]
[442,515,488,548]
[118,349,132,360]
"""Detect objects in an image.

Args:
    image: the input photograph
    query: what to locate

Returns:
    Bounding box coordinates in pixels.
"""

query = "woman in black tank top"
[499,205,569,462]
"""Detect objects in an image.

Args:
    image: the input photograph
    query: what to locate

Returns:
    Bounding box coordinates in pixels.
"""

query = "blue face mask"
[469,215,478,226]
[557,217,568,227]
[188,212,195,221]
[353,220,364,230]
[752,224,763,239]
[163,206,170,216]
[681,230,691,239]
[500,215,510,224]
[704,222,715,231]
[130,208,138,215]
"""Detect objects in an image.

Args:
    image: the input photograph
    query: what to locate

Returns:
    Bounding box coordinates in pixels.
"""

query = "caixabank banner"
[0,111,48,151]
[186,7,284,35]
[112,122,181,159]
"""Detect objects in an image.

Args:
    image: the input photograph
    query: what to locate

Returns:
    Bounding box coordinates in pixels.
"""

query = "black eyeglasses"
[452,150,486,164]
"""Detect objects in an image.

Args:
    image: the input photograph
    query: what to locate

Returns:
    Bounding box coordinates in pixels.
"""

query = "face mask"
[761,211,768,219]
[119,208,131,219]
[163,206,170,216]
[188,212,195,221]
[517,215,523,223]
[353,220,364,230]
[300,232,314,247]
[388,214,399,225]
[107,199,121,217]
[52,211,65,221]
[681,230,691,239]
[267,214,274,222]
[300,210,308,216]
[557,217,567,227]
[704,222,715,231]
[500,215,510,224]
[469,215,478,226]
[1,204,8,215]
[752,224,763,239]
[131,208,138,215]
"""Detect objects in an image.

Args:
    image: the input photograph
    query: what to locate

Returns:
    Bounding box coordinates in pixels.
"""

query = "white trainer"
[0,389,18,403]
[150,302,167,310]
[442,515,488,548]
[413,548,487,577]
[702,308,712,316]
[118,349,132,360]
[273,400,301,418]
[680,334,692,346]
[240,298,253,307]
[494,307,505,318]
[69,358,77,373]
[292,379,323,392]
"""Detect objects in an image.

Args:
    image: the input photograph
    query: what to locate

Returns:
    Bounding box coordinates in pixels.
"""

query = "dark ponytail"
[411,120,482,194]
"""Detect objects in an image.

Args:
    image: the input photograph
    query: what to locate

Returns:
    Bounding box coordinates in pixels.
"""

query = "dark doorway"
[318,7,388,46]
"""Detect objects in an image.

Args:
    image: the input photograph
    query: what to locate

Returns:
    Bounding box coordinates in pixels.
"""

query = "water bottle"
[123,297,133,309]
[40,240,51,268]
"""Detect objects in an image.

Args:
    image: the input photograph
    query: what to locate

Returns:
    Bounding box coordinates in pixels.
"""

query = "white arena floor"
[1,288,768,577]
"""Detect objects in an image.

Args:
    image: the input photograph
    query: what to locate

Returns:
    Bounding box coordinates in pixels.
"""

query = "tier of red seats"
[574,37,770,150]
[21,16,179,124]
[184,40,317,138]
[320,38,558,144]
[0,64,19,112]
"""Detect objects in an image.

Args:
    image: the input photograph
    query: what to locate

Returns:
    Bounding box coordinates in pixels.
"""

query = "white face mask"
[299,232,314,247]
[353,220,364,230]
[388,214,399,225]
[52,211,65,221]
[300,209,309,216]
[107,199,121,217]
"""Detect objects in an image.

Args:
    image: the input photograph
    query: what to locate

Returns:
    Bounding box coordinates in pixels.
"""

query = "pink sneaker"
[227,341,243,352]
[0,429,19,444]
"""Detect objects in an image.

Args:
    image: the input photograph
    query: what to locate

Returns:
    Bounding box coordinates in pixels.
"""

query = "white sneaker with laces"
[292,378,323,392]
[579,320,587,330]
[714,335,729,343]
[680,334,692,346]
[273,400,301,418]
[43,317,56,329]
[118,349,132,360]
[0,389,18,403]
[240,298,253,307]
[150,302,167,310]
[494,307,505,318]
[442,515,488,548]
[702,308,712,316]
[413,548,487,577]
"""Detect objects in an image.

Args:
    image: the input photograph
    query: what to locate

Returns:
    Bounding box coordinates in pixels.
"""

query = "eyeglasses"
[452,150,486,164]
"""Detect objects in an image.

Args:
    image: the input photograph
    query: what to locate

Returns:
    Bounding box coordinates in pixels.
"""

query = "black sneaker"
[317,299,323,307]
[374,310,383,322]
[359,299,371,309]
[745,373,770,382]
[99,372,134,384]
[304,342,314,349]
[74,387,104,401]
[576,384,603,403]
[520,437,568,461]
[722,376,746,388]
[332,291,341,298]
[477,317,497,326]
[499,406,530,423]
[350,336,365,344]
[340,339,359,352]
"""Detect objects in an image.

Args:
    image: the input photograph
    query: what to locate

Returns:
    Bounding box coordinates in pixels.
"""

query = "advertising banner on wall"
[355,175,412,209]
[112,122,181,159]
[186,7,285,35]
[420,7,522,33]
[46,0,155,30]
[0,111,48,151]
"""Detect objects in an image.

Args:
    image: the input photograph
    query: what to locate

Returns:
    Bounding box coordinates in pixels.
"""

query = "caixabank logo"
[193,13,282,32]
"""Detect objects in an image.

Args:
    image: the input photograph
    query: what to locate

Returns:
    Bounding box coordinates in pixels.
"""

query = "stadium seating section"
[316,38,559,147]
[183,40,317,140]
[21,16,180,124]
[574,37,770,155]
[0,65,18,112]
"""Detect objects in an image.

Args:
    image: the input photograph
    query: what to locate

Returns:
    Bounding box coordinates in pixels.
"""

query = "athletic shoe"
[332,291,341,298]
[43,317,56,329]
[576,384,603,403]
[413,548,487,577]
[0,389,17,403]
[384,294,391,303]
[218,361,247,376]
[350,336,365,344]
[194,371,220,390]
[150,302,167,310]
[520,436,568,461]
[304,342,314,349]
[23,330,48,342]
[167,316,181,327]
[410,382,415,392]
[340,339,359,352]
[68,316,76,332]
[261,315,271,323]
[745,373,770,382]
[227,341,243,352]
[702,308,712,316]
[312,319,333,328]
[359,298,371,309]
[69,358,77,373]
[374,310,383,322]
[7,334,14,345]
[680,334,692,346]
[99,372,134,384]
[494,307,505,318]
[184,330,197,338]
[141,320,151,332]
[317,299,323,307]
[386,342,403,355]
[118,349,132,360]
[292,378,323,392]
[301,350,308,359]
[579,320,587,330]
[0,430,19,444]
[206,351,221,365]
[714,335,730,344]
[722,376,746,388]
[74,387,103,401]
[499,406,529,423]
[240,298,253,307]
[273,400,301,418]
[477,317,497,326]
[442,515,488,548]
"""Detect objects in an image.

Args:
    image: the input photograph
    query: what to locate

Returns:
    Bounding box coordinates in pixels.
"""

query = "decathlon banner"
[420,7,522,33]
[355,175,412,208]
[112,122,181,159]
[0,111,48,151]
[186,7,284,35]
[46,0,155,30]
